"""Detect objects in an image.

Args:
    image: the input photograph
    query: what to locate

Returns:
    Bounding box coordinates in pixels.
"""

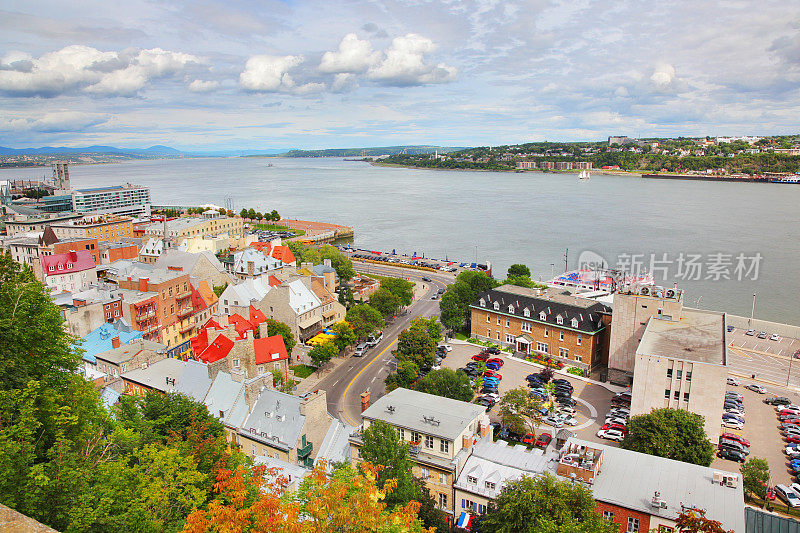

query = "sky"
[1,0,799,150]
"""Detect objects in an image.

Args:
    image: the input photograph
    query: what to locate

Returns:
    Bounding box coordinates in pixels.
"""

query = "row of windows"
[665,389,691,402]
[397,428,450,453]
[461,499,486,515]
[465,475,496,490]
[488,317,583,345]
[480,301,581,328]
[666,368,692,381]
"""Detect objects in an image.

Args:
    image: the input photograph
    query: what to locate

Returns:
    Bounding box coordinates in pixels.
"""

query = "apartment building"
[143,212,243,239]
[71,184,151,217]
[117,287,161,341]
[350,388,490,518]
[515,161,537,169]
[40,250,97,293]
[223,247,283,280]
[154,249,234,288]
[78,320,143,369]
[37,227,101,264]
[219,277,276,317]
[94,338,168,380]
[99,241,139,264]
[257,279,323,343]
[4,213,82,236]
[470,285,611,371]
[50,216,134,241]
[59,285,127,338]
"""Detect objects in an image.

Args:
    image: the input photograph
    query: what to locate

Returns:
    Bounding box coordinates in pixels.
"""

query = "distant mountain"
[0,145,182,156]
[280,146,468,158]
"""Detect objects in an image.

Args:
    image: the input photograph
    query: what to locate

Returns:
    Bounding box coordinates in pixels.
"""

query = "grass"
[453,333,468,341]
[290,364,316,379]
[254,223,306,236]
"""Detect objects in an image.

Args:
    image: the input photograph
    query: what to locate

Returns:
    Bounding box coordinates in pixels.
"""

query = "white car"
[438,344,453,352]
[605,416,628,426]
[597,429,625,442]
[558,406,576,416]
[786,446,800,457]
[771,334,781,341]
[481,393,500,402]
[775,485,800,508]
[724,406,745,416]
[745,384,767,394]
[561,415,578,426]
[722,419,744,430]
[727,377,740,386]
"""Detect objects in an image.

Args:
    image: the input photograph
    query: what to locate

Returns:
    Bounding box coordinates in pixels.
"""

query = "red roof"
[190,285,208,312]
[270,245,295,264]
[249,305,267,325]
[198,334,234,363]
[268,275,282,287]
[253,334,288,365]
[190,318,224,356]
[250,242,271,252]
[41,250,95,277]
[229,313,255,339]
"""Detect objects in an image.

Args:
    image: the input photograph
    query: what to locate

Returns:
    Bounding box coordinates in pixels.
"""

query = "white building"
[41,250,98,294]
[72,184,151,217]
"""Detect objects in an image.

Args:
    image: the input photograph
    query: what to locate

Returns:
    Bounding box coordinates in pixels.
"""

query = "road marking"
[340,339,398,426]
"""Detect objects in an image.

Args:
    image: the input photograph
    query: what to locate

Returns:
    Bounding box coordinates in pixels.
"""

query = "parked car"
[766,396,792,406]
[472,353,489,362]
[720,433,750,447]
[483,370,502,380]
[366,333,383,347]
[745,329,755,336]
[601,423,628,434]
[717,448,746,463]
[727,325,735,332]
[757,331,768,339]
[558,406,577,416]
[771,333,781,341]
[498,428,523,442]
[787,446,800,457]
[597,429,625,442]
[529,391,548,401]
[522,433,536,445]
[476,398,495,411]
[421,277,431,282]
[725,392,744,401]
[535,433,552,448]
[609,408,630,417]
[486,358,504,367]
[353,343,368,357]
[486,347,501,355]
[556,397,577,407]
[542,416,564,428]
[489,422,502,437]
[485,362,500,371]
[719,440,749,454]
[727,377,740,386]
[781,408,800,416]
[481,386,499,395]
[722,419,744,430]
[775,485,800,508]
[480,393,500,402]
[745,384,767,394]
[787,435,800,444]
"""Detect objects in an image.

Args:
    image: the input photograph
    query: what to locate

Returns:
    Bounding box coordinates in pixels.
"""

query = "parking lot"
[728,326,800,358]
[441,341,618,448]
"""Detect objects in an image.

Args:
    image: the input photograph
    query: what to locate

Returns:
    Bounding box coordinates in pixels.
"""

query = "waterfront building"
[71,183,151,217]
[142,211,243,239]
[555,161,574,170]
[576,161,593,169]
[4,213,83,236]
[470,285,611,372]
[516,161,537,169]
[50,215,134,241]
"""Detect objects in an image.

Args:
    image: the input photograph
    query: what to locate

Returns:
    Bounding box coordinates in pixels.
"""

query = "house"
[40,250,98,294]
[78,319,143,368]
[98,241,140,264]
[223,247,284,280]
[470,285,611,372]
[349,388,491,518]
[257,279,323,343]
[219,277,275,316]
[251,241,297,267]
[60,285,127,337]
[121,357,186,395]
[138,237,166,264]
[154,249,234,288]
[94,338,168,380]
[306,277,345,328]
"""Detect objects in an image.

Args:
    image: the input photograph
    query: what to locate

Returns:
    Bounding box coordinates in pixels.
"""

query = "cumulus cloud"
[0,45,198,97]
[189,79,221,92]
[0,111,110,132]
[319,33,380,73]
[331,72,358,92]
[239,54,304,92]
[368,34,457,86]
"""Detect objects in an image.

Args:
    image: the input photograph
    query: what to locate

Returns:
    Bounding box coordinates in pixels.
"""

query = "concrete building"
[71,184,151,217]
[630,307,728,440]
[607,287,685,386]
[60,285,127,337]
[5,234,42,271]
[470,285,611,372]
[154,249,234,290]
[555,161,574,170]
[350,388,490,518]
[52,162,70,193]
[515,161,537,169]
[4,213,82,236]
[40,250,97,293]
[143,212,243,239]
[94,338,168,380]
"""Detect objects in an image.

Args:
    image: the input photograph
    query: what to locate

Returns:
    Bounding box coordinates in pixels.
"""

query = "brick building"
[470,285,611,371]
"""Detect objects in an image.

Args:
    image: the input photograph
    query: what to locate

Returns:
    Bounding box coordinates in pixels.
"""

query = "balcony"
[297,435,313,459]
[176,291,192,301]
[137,309,156,319]
[180,323,196,334]
[177,307,193,319]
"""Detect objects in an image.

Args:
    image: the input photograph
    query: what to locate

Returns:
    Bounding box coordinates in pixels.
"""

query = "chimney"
[302,261,313,272]
[248,260,255,276]
[245,374,270,408]
[111,336,121,349]
[360,389,371,412]
[138,278,148,292]
[69,250,78,261]
[462,435,473,449]
[323,258,331,268]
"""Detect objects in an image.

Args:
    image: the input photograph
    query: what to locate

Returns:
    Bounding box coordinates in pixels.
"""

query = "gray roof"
[202,371,246,426]
[121,357,186,392]
[566,437,744,532]
[312,263,338,278]
[636,308,726,365]
[361,388,486,441]
[240,389,305,451]
[253,455,309,487]
[95,338,167,365]
[174,360,212,402]
[315,418,356,471]
[154,249,225,275]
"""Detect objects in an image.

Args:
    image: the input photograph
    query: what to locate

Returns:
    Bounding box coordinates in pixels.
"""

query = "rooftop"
[240,389,305,451]
[174,359,213,402]
[361,388,486,441]
[95,338,166,365]
[78,320,142,364]
[637,307,726,365]
[121,357,186,392]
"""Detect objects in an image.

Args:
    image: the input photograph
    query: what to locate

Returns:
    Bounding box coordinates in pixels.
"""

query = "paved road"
[318,262,453,426]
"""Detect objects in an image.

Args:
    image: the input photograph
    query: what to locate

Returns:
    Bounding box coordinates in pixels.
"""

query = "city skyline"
[1,0,799,150]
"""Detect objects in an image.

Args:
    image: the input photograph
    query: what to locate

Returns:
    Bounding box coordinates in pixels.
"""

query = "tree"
[331,321,357,352]
[621,408,715,466]
[239,208,248,218]
[418,316,442,344]
[246,208,256,219]
[438,271,499,334]
[413,368,473,402]
[370,287,402,317]
[346,304,384,339]
[319,245,355,281]
[270,209,280,221]
[507,264,531,278]
[212,282,227,297]
[478,474,618,533]
[266,318,296,355]
[740,457,769,498]
[395,318,437,370]
[497,388,543,436]
[674,509,734,533]
[309,341,338,367]
[385,361,420,391]
[381,277,415,306]
[359,420,446,531]
[255,211,263,221]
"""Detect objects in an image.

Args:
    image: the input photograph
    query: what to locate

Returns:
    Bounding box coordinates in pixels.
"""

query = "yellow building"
[51,216,134,242]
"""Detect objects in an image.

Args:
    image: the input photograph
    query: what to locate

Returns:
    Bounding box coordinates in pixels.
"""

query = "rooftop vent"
[651,491,667,509]
[422,415,441,426]
[386,405,395,414]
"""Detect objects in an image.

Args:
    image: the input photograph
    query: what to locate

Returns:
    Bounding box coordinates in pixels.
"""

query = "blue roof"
[99,387,121,410]
[77,185,124,193]
[78,321,142,364]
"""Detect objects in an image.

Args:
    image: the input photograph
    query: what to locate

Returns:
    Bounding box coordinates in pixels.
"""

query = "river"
[3,157,798,323]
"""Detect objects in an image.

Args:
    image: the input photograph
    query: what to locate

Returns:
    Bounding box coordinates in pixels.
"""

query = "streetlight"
[550,263,555,280]
[750,293,757,327]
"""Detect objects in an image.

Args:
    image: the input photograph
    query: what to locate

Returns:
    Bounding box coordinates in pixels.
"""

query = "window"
[602,510,615,521]
[559,347,569,358]
[539,311,546,320]
[497,316,501,325]
[557,315,563,325]
[493,302,499,310]
[537,342,548,353]
[48,265,54,271]
[440,440,449,453]
[627,517,640,533]
[676,370,682,379]
[559,331,564,341]
[673,390,680,400]
[251,443,256,456]
[438,473,447,484]
[487,329,491,338]
[106,312,111,319]
[544,327,549,338]
[398,428,405,440]
[419,467,429,479]
[666,368,673,378]
[425,435,434,448]
[686,371,692,382]
[659,527,674,533]
[575,353,582,362]
[665,389,670,398]
[438,493,447,509]
[506,318,510,327]
[506,334,515,343]
[684,392,690,402]
[508,305,514,313]
[571,318,579,328]
[479,299,485,307]
[521,322,531,333]
[576,334,582,346]
[496,331,501,340]
[411,431,421,443]
[485,481,496,490]
[486,314,490,323]
[467,476,477,484]
[524,308,530,317]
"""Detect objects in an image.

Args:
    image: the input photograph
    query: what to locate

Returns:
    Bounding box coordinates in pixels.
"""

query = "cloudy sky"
[1,0,798,150]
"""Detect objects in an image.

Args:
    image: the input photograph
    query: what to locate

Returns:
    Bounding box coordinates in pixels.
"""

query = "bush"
[567,367,585,377]
[290,364,316,378]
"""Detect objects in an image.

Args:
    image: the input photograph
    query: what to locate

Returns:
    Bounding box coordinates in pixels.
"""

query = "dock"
[278,219,354,243]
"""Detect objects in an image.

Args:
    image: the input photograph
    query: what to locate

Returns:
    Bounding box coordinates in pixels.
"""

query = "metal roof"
[121,358,186,392]
[240,389,305,451]
[361,388,486,441]
[94,338,166,365]
[174,360,212,402]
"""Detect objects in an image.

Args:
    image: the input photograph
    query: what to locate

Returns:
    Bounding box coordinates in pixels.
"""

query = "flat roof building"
[72,183,151,217]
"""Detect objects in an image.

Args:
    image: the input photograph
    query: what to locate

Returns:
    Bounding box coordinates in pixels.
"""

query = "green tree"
[380,277,415,306]
[385,361,420,391]
[621,408,715,466]
[246,208,256,219]
[319,245,355,281]
[497,387,543,436]
[309,341,338,367]
[331,321,357,352]
[477,474,619,533]
[740,457,769,498]
[370,287,402,317]
[265,318,296,354]
[359,420,446,531]
[507,264,531,278]
[270,209,280,221]
[413,368,473,402]
[239,208,248,218]
[212,282,228,297]
[255,212,263,221]
[438,271,499,334]
[418,316,442,344]
[395,318,437,370]
[346,304,384,339]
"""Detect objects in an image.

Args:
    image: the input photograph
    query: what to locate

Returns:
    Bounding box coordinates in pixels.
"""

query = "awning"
[322,310,337,319]
[298,317,322,330]
[456,512,472,530]
[516,334,533,343]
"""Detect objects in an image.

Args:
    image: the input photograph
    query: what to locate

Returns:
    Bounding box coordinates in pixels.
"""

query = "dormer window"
[571,318,579,328]
[467,475,477,484]
[48,265,55,272]
[523,308,530,317]
[66,263,73,269]
[557,315,563,325]
[485,481,496,490]
[508,305,514,313]
[539,311,546,320]
[493,302,499,311]
[58,264,63,270]
[479,299,486,307]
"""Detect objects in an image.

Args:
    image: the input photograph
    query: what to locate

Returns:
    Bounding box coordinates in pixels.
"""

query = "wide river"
[3,157,798,323]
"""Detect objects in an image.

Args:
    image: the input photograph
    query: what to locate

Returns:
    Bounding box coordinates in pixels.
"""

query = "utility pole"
[564,248,569,273]
[550,263,555,279]
[750,293,756,326]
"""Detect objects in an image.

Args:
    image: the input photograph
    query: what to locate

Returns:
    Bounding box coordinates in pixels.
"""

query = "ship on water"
[549,268,653,293]
[579,169,591,180]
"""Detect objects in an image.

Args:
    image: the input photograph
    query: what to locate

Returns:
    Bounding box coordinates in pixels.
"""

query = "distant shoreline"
[371,161,641,177]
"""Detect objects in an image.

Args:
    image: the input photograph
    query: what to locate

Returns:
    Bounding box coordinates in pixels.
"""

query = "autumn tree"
[385,361,420,391]
[675,509,734,533]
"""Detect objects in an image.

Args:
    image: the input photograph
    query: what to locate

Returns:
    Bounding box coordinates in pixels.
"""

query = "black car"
[554,385,574,393]
[481,386,499,395]
[718,441,749,455]
[717,448,746,463]
[489,422,502,437]
[476,398,495,412]
[422,277,431,282]
[552,378,570,385]
[719,438,750,452]
[556,397,577,407]
[487,347,501,355]
[765,396,792,406]
[554,391,573,399]
[498,428,523,442]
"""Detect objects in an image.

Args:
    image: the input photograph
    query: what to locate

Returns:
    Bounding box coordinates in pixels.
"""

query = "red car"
[719,433,750,447]
[522,433,536,445]
[601,423,627,434]
[487,358,504,367]
[472,353,489,362]
[781,409,800,417]
[787,435,800,444]
[535,433,552,447]
[483,370,502,380]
